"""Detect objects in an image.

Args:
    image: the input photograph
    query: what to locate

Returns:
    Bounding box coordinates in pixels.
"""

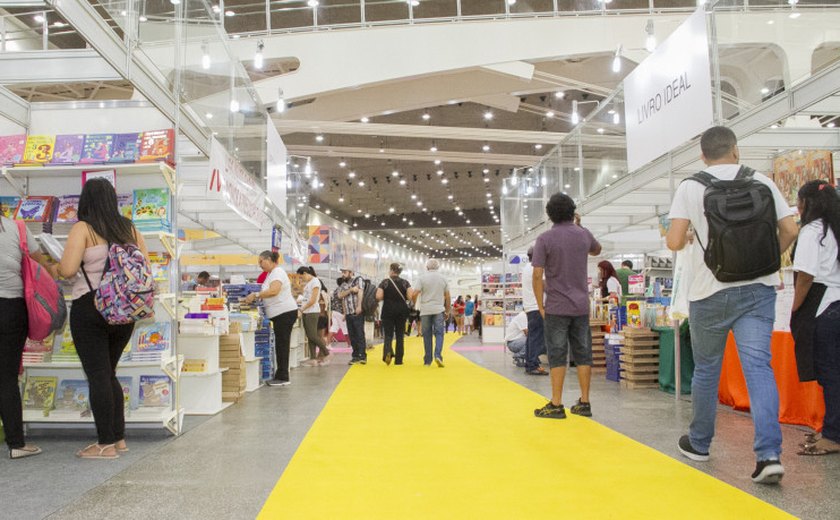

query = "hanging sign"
[266,121,288,216]
[628,274,646,294]
[623,8,713,172]
[207,137,270,229]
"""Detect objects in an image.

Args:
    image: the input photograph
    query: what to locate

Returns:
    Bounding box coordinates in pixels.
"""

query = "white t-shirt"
[505,312,528,342]
[607,277,622,297]
[262,267,298,318]
[521,262,540,312]
[301,277,322,314]
[793,219,840,317]
[0,216,40,299]
[668,164,793,302]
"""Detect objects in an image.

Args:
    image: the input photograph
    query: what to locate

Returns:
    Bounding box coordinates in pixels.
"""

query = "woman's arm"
[302,285,319,312]
[792,272,814,313]
[262,280,282,298]
[375,288,385,301]
[55,222,89,279]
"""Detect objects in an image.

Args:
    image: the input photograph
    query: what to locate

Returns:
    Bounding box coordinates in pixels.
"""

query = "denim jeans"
[688,283,782,461]
[525,310,546,371]
[544,314,591,367]
[421,312,445,364]
[814,300,840,444]
[346,313,367,361]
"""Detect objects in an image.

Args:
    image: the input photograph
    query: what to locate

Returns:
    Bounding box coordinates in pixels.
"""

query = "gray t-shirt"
[0,216,40,299]
[414,271,449,316]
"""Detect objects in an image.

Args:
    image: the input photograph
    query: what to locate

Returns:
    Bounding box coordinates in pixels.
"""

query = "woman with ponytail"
[792,179,840,456]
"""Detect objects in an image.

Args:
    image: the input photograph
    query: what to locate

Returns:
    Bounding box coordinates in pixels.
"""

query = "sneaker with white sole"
[678,434,710,462]
[751,459,784,484]
[266,379,290,387]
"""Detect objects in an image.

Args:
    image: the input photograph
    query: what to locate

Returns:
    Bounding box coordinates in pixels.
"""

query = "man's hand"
[539,309,545,319]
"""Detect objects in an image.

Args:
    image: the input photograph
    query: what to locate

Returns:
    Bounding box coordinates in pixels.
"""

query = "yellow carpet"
[258,334,793,519]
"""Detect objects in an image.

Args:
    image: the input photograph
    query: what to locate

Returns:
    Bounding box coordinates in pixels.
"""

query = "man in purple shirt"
[532,193,602,419]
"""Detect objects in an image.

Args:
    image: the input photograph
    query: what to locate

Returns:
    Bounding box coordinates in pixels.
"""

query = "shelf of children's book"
[181,368,228,378]
[42,227,175,241]
[23,360,165,369]
[2,161,174,181]
[483,282,522,286]
[23,407,176,424]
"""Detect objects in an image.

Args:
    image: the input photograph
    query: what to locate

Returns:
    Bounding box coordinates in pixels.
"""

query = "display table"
[718,331,825,431]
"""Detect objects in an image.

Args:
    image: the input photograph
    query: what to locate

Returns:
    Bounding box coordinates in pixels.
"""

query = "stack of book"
[52,325,80,363]
[130,322,171,363]
[219,333,246,402]
[22,337,53,364]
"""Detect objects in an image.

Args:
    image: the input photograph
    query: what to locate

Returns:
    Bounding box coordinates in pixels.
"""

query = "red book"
[138,129,175,164]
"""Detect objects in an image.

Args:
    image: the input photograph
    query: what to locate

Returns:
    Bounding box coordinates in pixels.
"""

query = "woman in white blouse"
[297,266,330,365]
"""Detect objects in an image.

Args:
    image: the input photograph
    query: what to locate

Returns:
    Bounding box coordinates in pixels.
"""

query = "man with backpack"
[337,267,367,365]
[666,126,798,484]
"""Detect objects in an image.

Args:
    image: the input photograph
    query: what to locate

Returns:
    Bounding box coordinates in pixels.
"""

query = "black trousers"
[270,310,298,381]
[382,313,408,364]
[71,292,134,445]
[0,298,28,449]
[346,313,367,360]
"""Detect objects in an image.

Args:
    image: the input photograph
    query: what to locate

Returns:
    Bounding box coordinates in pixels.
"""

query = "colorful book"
[109,133,142,163]
[132,187,171,232]
[22,375,58,410]
[138,129,175,164]
[0,196,21,218]
[117,193,133,220]
[53,195,80,223]
[139,375,171,407]
[14,196,55,222]
[79,134,114,164]
[133,322,171,354]
[117,376,133,410]
[0,135,26,165]
[50,134,85,164]
[148,252,171,284]
[22,135,56,165]
[54,379,90,412]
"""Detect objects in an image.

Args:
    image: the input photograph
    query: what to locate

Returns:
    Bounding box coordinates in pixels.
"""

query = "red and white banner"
[207,137,271,229]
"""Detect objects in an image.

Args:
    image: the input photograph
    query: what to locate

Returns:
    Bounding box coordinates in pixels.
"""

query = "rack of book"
[6,129,183,435]
[481,272,522,344]
[226,284,274,383]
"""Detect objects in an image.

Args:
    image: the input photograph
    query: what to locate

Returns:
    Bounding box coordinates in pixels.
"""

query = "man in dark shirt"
[532,193,601,419]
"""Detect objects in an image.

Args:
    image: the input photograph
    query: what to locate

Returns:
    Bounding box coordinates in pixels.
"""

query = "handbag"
[388,277,411,309]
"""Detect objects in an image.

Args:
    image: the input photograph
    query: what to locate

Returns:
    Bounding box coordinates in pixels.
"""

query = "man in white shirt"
[666,126,798,485]
[521,247,547,376]
[505,311,528,367]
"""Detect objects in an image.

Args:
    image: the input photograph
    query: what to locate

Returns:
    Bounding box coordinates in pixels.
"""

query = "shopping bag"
[669,244,697,321]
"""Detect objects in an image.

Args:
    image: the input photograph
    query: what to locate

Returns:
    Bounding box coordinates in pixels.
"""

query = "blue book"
[109,133,142,163]
[50,134,85,164]
[80,134,114,164]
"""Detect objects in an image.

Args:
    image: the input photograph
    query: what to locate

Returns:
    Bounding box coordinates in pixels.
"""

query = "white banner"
[207,138,271,229]
[266,121,288,217]
[623,8,713,172]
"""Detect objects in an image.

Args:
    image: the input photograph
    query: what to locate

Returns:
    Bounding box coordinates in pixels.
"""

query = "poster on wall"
[772,150,834,206]
[623,8,713,172]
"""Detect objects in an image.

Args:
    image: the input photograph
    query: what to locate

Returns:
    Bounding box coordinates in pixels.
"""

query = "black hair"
[700,126,737,161]
[296,266,311,275]
[197,271,211,281]
[78,177,136,245]
[259,250,280,263]
[389,262,403,275]
[545,192,576,223]
[798,180,840,261]
[621,260,633,269]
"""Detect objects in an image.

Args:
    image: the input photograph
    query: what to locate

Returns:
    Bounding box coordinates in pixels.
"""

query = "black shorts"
[317,315,328,330]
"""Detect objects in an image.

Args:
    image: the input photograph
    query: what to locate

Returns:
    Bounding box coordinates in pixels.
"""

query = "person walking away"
[666,126,797,484]
[464,295,475,335]
[411,259,451,367]
[52,178,149,459]
[376,262,411,365]
[532,193,601,420]
[338,267,367,365]
[522,247,548,376]
[244,251,298,386]
[0,215,52,459]
[453,296,465,334]
[505,311,529,367]
[297,266,330,365]
[791,180,840,456]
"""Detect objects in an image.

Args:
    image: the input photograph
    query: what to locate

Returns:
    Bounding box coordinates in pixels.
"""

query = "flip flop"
[76,443,119,459]
[10,445,42,459]
[799,432,823,449]
[797,439,840,456]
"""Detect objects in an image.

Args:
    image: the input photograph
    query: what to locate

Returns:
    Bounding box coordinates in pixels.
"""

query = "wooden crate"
[619,329,660,389]
[220,334,246,402]
[590,320,608,370]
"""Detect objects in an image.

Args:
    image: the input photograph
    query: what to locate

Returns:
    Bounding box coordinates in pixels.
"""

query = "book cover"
[79,134,114,164]
[14,196,55,222]
[148,252,171,284]
[138,129,175,164]
[0,196,21,218]
[132,188,171,231]
[117,376,133,410]
[53,195,80,223]
[22,135,56,165]
[117,193,133,220]
[50,134,85,164]
[54,379,90,412]
[139,375,171,407]
[109,133,142,163]
[22,375,58,410]
[0,135,26,165]
[134,322,171,353]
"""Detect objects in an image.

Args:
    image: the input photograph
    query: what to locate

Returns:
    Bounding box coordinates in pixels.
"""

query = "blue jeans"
[346,313,367,361]
[525,310,545,371]
[688,283,781,461]
[421,313,445,364]
[814,300,840,444]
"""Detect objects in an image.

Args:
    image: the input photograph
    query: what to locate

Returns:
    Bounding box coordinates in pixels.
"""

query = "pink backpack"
[83,242,156,324]
[16,221,67,341]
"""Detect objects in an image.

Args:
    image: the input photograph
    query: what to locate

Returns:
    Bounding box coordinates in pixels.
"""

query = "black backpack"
[361,278,378,317]
[687,165,780,282]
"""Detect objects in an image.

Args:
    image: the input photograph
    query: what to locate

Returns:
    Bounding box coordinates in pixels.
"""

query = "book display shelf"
[481,256,524,344]
[4,130,184,435]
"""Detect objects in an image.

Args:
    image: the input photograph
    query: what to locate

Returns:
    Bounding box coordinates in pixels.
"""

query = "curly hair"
[545,192,576,223]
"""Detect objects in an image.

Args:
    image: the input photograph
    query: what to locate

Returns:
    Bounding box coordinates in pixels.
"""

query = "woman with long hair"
[297,266,330,365]
[597,260,622,300]
[375,262,412,365]
[244,251,298,386]
[453,295,465,334]
[51,178,148,459]
[792,180,840,456]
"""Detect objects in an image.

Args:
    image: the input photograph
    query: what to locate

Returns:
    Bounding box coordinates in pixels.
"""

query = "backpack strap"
[686,171,716,187]
[735,164,755,180]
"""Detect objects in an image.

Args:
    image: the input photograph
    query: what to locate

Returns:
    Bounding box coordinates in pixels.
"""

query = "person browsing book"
[297,266,330,366]
[0,215,53,459]
[49,178,149,460]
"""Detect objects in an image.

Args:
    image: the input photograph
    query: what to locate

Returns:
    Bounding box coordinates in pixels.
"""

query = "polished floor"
[1,333,838,519]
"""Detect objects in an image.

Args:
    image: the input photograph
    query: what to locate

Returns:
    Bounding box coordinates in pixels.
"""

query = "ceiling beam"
[287,144,540,167]
[0,49,121,84]
[0,85,29,128]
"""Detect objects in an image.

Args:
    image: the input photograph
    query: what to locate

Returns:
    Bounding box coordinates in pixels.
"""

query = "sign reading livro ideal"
[623,8,713,172]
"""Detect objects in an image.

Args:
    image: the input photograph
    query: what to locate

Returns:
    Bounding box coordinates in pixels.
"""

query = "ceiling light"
[482,144,490,152]
[555,91,565,99]
[828,122,836,128]
[138,16,147,22]
[338,196,344,202]
[339,161,346,168]
[34,14,45,23]
[399,179,406,185]
[360,116,369,123]
[761,87,770,95]
[170,0,181,4]
[225,10,235,17]
[276,88,285,113]
[535,144,543,150]
[645,19,656,52]
[201,43,211,70]
[325,209,331,215]
[434,159,441,165]
[411,194,417,200]
[307,0,319,7]
[484,178,490,183]
[53,21,66,27]
[254,41,264,70]
[205,112,213,119]
[612,44,622,73]
[442,179,449,185]
[546,111,555,118]
[507,0,517,5]
[305,158,313,176]
[571,100,580,125]
[212,5,221,13]
[597,128,605,134]
[613,112,621,125]
[315,134,324,142]
[436,170,444,176]
[422,112,431,121]
[358,181,365,187]
[389,207,395,212]
[430,145,438,152]
[417,202,423,207]
[348,171,356,178]
[448,195,453,200]
[484,111,494,121]
[229,99,240,112]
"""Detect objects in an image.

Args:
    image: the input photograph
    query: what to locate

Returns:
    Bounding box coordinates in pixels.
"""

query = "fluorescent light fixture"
[225,10,235,17]
[535,144,543,150]
[307,0,319,7]
[571,100,580,125]
[254,41,264,70]
[360,116,369,123]
[613,112,621,125]
[645,20,656,52]
[315,134,324,142]
[422,112,430,120]
[612,45,622,73]
[482,144,490,152]
[229,99,240,112]
[201,44,211,70]
[555,91,565,99]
